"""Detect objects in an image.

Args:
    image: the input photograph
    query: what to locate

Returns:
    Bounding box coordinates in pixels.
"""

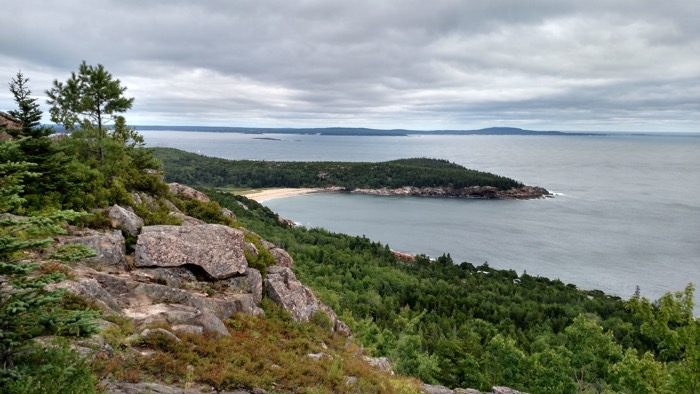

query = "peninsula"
[154,147,551,199]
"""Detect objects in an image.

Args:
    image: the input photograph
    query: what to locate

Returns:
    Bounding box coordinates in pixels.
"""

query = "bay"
[143,130,700,305]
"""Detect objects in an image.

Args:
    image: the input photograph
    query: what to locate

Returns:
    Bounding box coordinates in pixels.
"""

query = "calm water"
[143,130,700,305]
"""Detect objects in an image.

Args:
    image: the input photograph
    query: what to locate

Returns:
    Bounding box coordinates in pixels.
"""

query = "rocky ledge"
[349,185,551,199]
[49,183,350,340]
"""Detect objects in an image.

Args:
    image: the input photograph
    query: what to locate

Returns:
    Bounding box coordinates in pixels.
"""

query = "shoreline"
[243,188,325,202]
[244,185,551,202]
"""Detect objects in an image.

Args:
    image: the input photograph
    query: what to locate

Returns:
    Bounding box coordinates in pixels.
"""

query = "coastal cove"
[142,130,700,307]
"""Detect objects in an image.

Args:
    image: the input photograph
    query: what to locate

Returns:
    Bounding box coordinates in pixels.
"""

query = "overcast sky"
[1,1,699,132]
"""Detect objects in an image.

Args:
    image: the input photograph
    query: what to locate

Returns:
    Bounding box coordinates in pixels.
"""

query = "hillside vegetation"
[153,147,524,190]
[208,191,699,393]
[2,65,698,393]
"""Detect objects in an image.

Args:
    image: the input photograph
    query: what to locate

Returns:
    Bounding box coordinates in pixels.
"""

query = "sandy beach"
[243,188,324,202]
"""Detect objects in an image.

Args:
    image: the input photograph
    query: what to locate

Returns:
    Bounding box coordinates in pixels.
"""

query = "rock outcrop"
[224,268,264,304]
[421,384,526,394]
[135,224,247,280]
[103,380,261,394]
[258,239,294,267]
[49,265,262,336]
[109,205,144,236]
[168,182,210,203]
[268,247,294,268]
[265,265,350,335]
[57,229,127,269]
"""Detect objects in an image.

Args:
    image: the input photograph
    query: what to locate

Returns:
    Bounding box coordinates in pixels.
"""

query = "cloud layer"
[1,0,699,131]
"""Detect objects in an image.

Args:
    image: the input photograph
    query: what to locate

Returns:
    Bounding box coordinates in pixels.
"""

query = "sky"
[1,0,699,132]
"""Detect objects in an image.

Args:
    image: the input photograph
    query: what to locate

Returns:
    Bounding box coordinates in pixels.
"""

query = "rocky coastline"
[346,185,551,200]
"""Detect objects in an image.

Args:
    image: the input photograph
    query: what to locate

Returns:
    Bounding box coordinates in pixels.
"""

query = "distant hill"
[131,125,601,136]
[153,147,525,191]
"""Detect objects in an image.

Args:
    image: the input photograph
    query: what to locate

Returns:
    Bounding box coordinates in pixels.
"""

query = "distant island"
[154,147,550,199]
[132,125,602,137]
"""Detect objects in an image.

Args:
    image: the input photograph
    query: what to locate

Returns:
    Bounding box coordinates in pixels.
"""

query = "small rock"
[421,384,454,394]
[245,242,259,257]
[306,352,329,360]
[345,376,358,386]
[108,205,144,236]
[141,328,181,343]
[220,207,236,220]
[168,183,210,203]
[268,247,294,268]
[171,324,204,336]
[363,356,394,375]
[491,387,526,394]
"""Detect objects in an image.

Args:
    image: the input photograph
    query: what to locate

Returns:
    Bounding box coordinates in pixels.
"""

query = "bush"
[1,344,97,394]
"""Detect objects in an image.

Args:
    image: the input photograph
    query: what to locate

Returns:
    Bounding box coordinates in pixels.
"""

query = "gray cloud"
[0,0,698,131]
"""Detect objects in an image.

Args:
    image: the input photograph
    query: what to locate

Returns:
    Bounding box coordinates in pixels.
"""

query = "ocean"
[142,130,700,306]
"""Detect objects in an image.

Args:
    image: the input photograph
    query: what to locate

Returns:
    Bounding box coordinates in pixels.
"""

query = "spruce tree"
[8,71,49,138]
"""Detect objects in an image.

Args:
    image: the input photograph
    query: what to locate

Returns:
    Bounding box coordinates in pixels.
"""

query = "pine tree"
[46,61,134,162]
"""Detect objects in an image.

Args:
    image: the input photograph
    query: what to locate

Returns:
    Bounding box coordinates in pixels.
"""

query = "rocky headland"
[348,185,551,199]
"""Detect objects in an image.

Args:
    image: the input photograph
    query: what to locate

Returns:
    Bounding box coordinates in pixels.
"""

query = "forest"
[153,147,523,190]
[209,191,699,393]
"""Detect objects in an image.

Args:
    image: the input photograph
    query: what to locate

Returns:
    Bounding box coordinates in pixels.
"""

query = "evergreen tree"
[8,71,50,138]
[46,61,134,161]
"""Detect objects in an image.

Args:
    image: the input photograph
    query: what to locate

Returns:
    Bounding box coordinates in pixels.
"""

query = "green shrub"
[1,344,97,394]
[311,310,334,331]
[50,244,97,263]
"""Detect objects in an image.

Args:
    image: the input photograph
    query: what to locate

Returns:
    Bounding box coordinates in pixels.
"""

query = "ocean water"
[143,130,700,305]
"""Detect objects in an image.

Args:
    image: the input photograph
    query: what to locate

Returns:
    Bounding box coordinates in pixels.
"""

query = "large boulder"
[265,265,349,335]
[58,230,127,269]
[108,205,144,236]
[135,224,247,280]
[168,183,210,203]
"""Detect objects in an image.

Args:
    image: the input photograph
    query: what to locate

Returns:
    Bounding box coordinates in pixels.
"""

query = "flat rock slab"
[135,224,247,280]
